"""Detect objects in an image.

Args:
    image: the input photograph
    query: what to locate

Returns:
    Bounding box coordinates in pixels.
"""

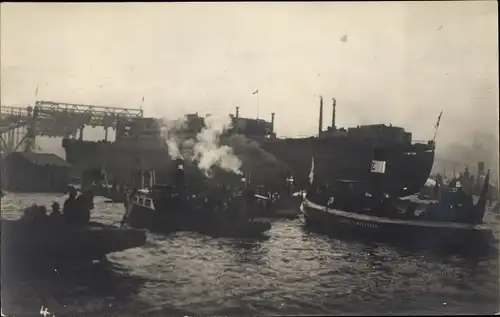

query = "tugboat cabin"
[133,192,155,211]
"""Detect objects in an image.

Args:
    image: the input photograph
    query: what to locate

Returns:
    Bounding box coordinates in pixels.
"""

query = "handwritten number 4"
[40,306,52,317]
[1,307,54,317]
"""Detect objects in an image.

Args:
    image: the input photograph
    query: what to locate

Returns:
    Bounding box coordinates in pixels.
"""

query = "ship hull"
[260,137,435,197]
[63,133,435,198]
[301,197,494,252]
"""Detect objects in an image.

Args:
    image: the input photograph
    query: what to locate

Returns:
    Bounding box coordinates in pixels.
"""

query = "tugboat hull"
[301,198,495,252]
[125,197,272,238]
[251,196,302,219]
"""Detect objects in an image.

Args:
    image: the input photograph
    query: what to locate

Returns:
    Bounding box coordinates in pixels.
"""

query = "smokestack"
[235,106,240,119]
[318,96,323,137]
[271,112,275,134]
[332,97,336,130]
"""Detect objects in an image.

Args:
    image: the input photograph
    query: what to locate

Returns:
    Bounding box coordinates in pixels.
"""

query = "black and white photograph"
[1,2,499,316]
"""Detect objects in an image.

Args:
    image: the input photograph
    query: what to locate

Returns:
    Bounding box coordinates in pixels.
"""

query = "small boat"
[1,218,147,266]
[251,192,302,219]
[246,177,303,219]
[122,160,271,238]
[301,172,496,251]
[122,186,271,238]
[122,186,206,231]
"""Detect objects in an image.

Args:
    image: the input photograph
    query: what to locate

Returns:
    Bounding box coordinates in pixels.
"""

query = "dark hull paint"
[301,198,495,252]
[250,196,302,219]
[1,220,147,264]
[63,133,434,197]
[260,137,435,197]
[125,203,271,238]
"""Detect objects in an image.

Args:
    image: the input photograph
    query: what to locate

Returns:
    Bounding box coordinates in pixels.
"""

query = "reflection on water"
[1,193,499,316]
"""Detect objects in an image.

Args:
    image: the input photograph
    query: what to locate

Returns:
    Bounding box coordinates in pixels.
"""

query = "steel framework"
[0,101,143,157]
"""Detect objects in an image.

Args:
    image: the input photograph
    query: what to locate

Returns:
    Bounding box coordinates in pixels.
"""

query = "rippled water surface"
[2,193,499,316]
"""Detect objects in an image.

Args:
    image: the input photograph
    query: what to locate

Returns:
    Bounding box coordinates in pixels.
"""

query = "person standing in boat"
[121,188,138,227]
[50,202,63,222]
[74,189,94,225]
[63,186,78,224]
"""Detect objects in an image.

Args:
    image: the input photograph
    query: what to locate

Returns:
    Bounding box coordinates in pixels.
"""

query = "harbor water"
[1,193,499,316]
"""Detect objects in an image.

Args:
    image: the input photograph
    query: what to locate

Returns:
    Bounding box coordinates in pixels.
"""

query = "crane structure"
[0,101,143,158]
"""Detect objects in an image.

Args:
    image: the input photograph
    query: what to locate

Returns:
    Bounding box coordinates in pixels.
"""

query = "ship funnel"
[235,106,240,119]
[271,112,275,134]
[332,97,337,130]
[318,96,323,137]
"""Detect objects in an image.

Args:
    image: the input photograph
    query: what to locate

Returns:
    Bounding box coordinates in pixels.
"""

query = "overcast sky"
[1,2,498,147]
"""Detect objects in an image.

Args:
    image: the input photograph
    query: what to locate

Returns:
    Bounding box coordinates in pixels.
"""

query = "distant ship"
[63,97,435,197]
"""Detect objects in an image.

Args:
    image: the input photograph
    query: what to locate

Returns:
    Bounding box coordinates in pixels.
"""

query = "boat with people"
[1,218,147,265]
[249,179,302,219]
[252,194,301,219]
[121,160,272,238]
[123,186,271,238]
[1,187,147,267]
[301,160,496,252]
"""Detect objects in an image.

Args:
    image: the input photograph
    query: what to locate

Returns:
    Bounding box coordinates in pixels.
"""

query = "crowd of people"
[21,186,95,226]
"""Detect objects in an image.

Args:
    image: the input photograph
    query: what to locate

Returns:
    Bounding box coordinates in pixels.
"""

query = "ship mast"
[432,111,443,143]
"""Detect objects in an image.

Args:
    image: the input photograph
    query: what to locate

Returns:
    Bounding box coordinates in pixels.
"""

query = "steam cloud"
[193,114,242,176]
[160,114,242,177]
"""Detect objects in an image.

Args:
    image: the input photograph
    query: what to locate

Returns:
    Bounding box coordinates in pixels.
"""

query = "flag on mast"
[252,89,259,95]
[35,85,39,97]
[309,157,315,185]
[435,111,443,128]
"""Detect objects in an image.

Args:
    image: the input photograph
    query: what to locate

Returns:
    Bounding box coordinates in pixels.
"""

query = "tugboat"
[301,157,495,252]
[122,159,272,238]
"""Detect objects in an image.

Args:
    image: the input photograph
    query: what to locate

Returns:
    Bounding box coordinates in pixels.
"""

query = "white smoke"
[193,114,242,176]
[160,113,242,177]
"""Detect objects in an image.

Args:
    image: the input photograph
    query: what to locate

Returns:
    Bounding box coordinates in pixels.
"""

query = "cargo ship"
[258,97,436,197]
[63,97,435,197]
[168,97,435,197]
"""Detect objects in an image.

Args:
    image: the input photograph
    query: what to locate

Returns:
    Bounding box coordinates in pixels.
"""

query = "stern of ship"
[384,140,435,197]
